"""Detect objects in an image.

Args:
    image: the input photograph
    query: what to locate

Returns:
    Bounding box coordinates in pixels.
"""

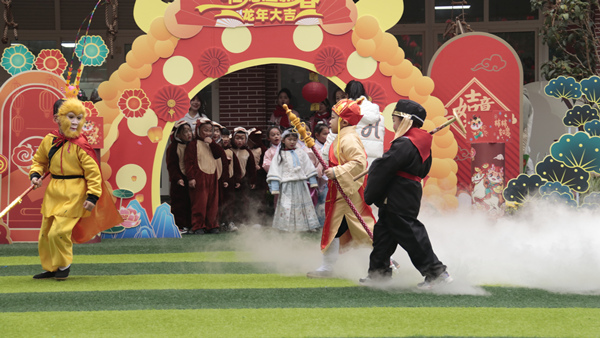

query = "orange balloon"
[94,101,119,122]
[101,162,112,180]
[132,35,159,65]
[423,183,441,198]
[449,158,458,173]
[443,194,459,209]
[351,30,360,46]
[393,59,414,79]
[429,157,451,179]
[432,116,448,128]
[137,64,153,79]
[126,51,144,69]
[118,63,138,83]
[356,38,377,57]
[438,172,457,190]
[103,95,120,109]
[408,87,428,104]
[434,129,455,148]
[155,39,176,59]
[379,62,394,77]
[414,76,435,97]
[392,67,421,97]
[354,15,380,40]
[97,80,117,101]
[372,32,398,62]
[421,96,446,119]
[435,139,458,159]
[149,17,172,41]
[426,177,438,187]
[422,119,435,133]
[441,185,457,196]
[389,48,405,66]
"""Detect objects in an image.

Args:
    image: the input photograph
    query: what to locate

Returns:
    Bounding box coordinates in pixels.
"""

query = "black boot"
[54,267,70,280]
[33,271,56,279]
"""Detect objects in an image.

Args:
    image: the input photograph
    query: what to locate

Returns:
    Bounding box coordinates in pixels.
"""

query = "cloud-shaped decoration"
[544,76,582,100]
[535,155,590,193]
[550,132,600,174]
[503,174,545,204]
[493,154,504,160]
[541,191,578,208]
[539,181,573,198]
[580,192,600,210]
[471,54,506,72]
[584,120,600,137]
[150,203,182,239]
[580,75,600,106]
[562,104,599,127]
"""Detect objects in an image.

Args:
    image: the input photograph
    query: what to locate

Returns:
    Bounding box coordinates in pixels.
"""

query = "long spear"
[283,104,374,239]
[0,172,49,219]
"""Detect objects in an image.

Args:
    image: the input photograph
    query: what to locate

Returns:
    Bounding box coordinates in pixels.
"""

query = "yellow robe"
[321,126,375,252]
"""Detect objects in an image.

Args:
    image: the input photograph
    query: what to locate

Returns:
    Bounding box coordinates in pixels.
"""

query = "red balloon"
[302,82,328,103]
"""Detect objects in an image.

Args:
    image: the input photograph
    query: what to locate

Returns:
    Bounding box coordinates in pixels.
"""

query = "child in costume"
[262,126,282,173]
[307,98,376,278]
[313,121,330,226]
[218,128,240,232]
[230,127,257,226]
[267,129,320,232]
[248,128,270,225]
[166,121,193,233]
[30,98,122,280]
[361,100,451,289]
[184,118,227,234]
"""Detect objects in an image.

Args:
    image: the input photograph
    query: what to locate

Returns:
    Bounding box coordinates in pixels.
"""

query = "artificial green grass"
[0,274,356,293]
[0,251,250,266]
[2,308,599,337]
[2,286,600,313]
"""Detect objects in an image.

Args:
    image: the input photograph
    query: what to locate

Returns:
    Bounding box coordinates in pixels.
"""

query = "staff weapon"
[0,172,49,218]
[353,108,467,181]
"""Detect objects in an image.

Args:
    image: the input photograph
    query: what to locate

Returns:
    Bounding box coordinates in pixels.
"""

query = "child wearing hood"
[166,121,193,233]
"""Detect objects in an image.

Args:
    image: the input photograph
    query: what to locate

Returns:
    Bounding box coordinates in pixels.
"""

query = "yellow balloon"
[435,139,458,159]
[351,30,360,46]
[422,119,435,133]
[126,51,144,69]
[393,59,413,79]
[97,80,117,101]
[421,96,446,119]
[132,35,159,65]
[438,172,457,190]
[137,63,153,79]
[379,61,394,77]
[414,76,435,97]
[449,158,458,174]
[354,15,380,40]
[356,38,377,57]
[423,183,441,198]
[434,129,455,148]
[372,32,398,62]
[392,67,421,97]
[149,17,172,41]
[389,48,405,66]
[118,63,138,83]
[429,157,451,179]
[408,87,428,104]
[155,39,176,59]
[426,177,438,187]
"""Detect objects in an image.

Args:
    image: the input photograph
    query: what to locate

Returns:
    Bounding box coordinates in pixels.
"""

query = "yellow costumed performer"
[307,98,376,278]
[29,96,122,280]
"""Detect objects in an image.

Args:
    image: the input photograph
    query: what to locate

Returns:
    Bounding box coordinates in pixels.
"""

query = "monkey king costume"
[363,99,450,288]
[307,98,375,278]
[29,98,122,279]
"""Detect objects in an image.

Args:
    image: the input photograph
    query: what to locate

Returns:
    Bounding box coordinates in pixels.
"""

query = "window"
[435,0,484,23]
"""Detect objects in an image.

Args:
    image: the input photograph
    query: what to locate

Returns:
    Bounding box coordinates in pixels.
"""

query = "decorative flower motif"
[153,85,189,122]
[0,154,8,175]
[34,49,68,75]
[1,44,35,76]
[119,207,142,228]
[118,89,150,118]
[314,46,345,77]
[198,47,230,78]
[82,101,99,117]
[363,81,387,109]
[75,35,109,67]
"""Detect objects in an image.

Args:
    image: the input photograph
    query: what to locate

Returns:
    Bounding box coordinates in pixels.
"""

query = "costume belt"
[51,174,84,179]
[396,171,422,183]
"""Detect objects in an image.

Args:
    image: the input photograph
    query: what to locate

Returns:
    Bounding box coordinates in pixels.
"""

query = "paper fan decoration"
[153,85,189,122]
[1,44,35,76]
[82,101,99,117]
[118,89,150,118]
[75,35,109,66]
[34,49,68,75]
[363,81,387,108]
[215,18,244,28]
[314,46,345,77]
[198,47,230,78]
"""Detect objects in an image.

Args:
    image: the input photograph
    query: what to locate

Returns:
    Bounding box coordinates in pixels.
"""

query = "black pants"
[368,206,446,279]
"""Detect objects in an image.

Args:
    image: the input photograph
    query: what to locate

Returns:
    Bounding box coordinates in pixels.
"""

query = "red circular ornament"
[302,82,328,104]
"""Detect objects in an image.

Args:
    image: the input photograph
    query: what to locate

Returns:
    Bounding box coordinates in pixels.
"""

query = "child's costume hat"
[392,100,426,128]
[332,98,364,126]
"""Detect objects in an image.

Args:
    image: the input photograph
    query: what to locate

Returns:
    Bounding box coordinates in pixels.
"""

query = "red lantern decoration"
[302,81,328,111]
[39,91,55,119]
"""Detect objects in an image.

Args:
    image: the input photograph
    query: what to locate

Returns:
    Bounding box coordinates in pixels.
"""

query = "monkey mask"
[54,98,86,139]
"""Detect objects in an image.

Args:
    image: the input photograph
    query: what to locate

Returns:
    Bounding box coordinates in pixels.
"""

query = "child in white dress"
[266,130,320,232]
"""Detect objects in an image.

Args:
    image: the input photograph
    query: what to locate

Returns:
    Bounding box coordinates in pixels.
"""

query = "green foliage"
[532,0,600,80]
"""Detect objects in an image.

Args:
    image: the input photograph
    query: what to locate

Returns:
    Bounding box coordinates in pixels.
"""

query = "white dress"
[267,148,320,232]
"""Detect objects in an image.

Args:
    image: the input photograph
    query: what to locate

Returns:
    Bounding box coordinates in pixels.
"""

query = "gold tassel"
[393,116,413,141]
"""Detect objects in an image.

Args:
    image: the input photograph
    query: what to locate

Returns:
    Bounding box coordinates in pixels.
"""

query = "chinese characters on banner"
[197,0,325,25]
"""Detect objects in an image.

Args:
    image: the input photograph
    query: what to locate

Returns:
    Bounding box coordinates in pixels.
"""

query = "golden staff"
[0,172,49,219]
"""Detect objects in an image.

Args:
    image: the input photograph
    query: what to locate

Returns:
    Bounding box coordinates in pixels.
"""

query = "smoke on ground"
[230,200,600,295]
